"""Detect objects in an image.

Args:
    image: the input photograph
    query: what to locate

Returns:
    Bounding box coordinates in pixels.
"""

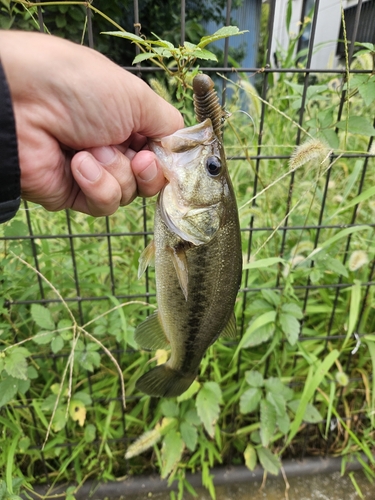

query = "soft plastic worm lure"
[193,74,227,140]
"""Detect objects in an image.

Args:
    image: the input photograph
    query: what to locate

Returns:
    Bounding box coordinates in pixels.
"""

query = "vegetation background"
[0,1,374,499]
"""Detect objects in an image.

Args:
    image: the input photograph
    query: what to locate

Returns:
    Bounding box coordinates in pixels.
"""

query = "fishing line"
[251,153,341,260]
[228,109,256,143]
[239,148,333,211]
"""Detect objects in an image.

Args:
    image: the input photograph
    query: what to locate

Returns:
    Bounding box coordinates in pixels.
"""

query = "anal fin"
[220,312,237,339]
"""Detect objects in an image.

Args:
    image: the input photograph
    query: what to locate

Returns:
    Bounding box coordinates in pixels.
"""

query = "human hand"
[0,30,183,216]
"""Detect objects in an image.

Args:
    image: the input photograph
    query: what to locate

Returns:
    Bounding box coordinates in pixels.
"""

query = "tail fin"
[136,365,195,398]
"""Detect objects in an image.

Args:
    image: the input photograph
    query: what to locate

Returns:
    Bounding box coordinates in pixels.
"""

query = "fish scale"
[134,74,242,398]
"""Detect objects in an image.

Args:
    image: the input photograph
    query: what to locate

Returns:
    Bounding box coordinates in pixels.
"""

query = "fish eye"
[205,156,222,177]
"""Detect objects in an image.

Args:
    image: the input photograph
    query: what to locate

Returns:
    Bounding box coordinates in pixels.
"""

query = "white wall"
[270,0,364,69]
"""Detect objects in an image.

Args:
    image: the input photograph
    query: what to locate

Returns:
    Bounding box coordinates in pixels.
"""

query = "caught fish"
[135,74,242,398]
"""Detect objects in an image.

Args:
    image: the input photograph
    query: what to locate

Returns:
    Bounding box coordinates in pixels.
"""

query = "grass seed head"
[289,138,330,170]
[348,250,369,271]
[335,371,349,387]
[125,425,162,459]
[149,78,173,104]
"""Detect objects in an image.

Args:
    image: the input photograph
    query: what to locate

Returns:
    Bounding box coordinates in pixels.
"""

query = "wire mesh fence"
[1,0,375,494]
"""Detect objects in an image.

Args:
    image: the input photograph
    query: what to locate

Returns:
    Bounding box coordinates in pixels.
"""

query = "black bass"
[135,74,242,398]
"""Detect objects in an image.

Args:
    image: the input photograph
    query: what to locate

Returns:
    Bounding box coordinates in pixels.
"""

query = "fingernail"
[138,161,158,182]
[90,146,116,165]
[77,156,102,182]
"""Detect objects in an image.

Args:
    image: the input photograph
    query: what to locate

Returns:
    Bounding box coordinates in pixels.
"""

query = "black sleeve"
[0,57,20,224]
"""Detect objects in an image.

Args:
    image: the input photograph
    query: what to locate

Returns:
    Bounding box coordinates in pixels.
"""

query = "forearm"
[0,57,20,223]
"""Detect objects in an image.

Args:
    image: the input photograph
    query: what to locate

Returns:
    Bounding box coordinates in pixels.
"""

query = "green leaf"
[0,376,18,407]
[180,421,198,452]
[236,311,276,353]
[320,128,339,149]
[277,411,290,434]
[177,380,200,402]
[264,378,294,401]
[51,335,64,354]
[261,289,280,307]
[245,370,264,388]
[160,400,179,418]
[288,400,323,423]
[285,0,292,31]
[335,186,375,216]
[310,226,370,256]
[32,331,55,345]
[240,387,262,414]
[281,302,303,319]
[357,77,375,106]
[31,304,55,330]
[190,48,217,61]
[247,299,275,316]
[197,26,248,48]
[75,342,101,372]
[196,381,222,438]
[4,347,29,380]
[286,349,339,445]
[52,407,67,432]
[17,379,30,395]
[101,30,147,44]
[260,399,277,446]
[73,391,92,406]
[184,41,197,50]
[354,42,375,51]
[84,424,96,443]
[266,391,286,417]
[55,14,66,28]
[41,394,58,412]
[279,313,300,345]
[161,429,184,478]
[69,6,84,21]
[27,366,38,379]
[323,256,348,277]
[345,280,361,346]
[184,409,201,426]
[244,322,276,348]
[244,444,257,471]
[58,319,73,340]
[132,52,158,64]
[150,32,174,49]
[151,47,173,58]
[18,436,31,452]
[4,220,28,237]
[243,257,285,270]
[257,446,281,475]
[336,116,375,136]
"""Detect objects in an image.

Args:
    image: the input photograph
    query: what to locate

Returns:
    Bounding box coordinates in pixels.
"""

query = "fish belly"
[135,202,241,398]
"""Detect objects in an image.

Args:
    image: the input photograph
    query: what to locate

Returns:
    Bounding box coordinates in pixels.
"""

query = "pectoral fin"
[168,246,189,301]
[138,240,155,279]
[220,312,237,339]
[134,311,170,351]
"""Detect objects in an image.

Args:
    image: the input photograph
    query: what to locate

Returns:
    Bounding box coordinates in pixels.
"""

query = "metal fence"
[1,0,375,491]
